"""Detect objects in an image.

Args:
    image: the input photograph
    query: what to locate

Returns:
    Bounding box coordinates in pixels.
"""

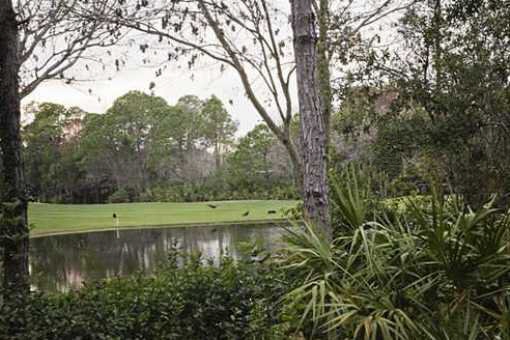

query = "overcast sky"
[21,0,404,136]
[20,0,298,137]
[22,59,279,136]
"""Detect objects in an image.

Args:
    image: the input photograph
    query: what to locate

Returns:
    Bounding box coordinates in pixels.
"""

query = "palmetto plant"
[329,163,373,231]
[281,167,510,339]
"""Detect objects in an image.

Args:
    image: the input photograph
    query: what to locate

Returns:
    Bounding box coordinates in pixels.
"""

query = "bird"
[207,204,218,209]
[211,228,217,233]
[113,213,119,227]
[267,210,277,214]
[242,211,250,217]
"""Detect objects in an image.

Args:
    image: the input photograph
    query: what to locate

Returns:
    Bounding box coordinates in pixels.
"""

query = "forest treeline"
[20,92,297,203]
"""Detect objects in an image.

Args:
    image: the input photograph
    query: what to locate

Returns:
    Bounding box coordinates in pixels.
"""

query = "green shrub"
[108,188,131,203]
[0,254,289,340]
[281,188,510,339]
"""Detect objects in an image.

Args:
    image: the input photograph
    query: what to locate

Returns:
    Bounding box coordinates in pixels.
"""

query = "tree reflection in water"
[30,224,285,292]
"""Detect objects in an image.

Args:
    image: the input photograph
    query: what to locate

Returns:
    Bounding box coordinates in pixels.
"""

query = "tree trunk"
[318,0,332,146]
[280,132,303,192]
[0,0,30,295]
[214,142,221,170]
[290,0,331,238]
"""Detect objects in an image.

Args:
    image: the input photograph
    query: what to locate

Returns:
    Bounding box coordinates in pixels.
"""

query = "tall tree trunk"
[214,141,221,170]
[0,0,30,295]
[290,0,331,238]
[317,0,332,146]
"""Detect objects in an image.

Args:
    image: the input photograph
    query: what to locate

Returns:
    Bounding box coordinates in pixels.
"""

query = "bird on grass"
[113,213,119,227]
[207,204,218,209]
[267,210,277,214]
[242,211,250,217]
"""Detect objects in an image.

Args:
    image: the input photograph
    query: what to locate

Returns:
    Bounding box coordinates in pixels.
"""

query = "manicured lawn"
[29,200,299,237]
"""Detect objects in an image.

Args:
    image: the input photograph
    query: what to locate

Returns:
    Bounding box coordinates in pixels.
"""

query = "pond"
[29,223,288,292]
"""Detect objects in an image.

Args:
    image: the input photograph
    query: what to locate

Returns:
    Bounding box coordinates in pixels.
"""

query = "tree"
[201,96,237,170]
[1,0,122,296]
[95,0,303,186]
[81,91,169,195]
[227,124,274,190]
[372,0,510,207]
[16,0,123,98]
[154,95,211,182]
[23,103,82,202]
[290,0,331,236]
[0,0,29,297]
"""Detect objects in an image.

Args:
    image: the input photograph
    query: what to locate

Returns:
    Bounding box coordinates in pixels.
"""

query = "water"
[29,223,287,292]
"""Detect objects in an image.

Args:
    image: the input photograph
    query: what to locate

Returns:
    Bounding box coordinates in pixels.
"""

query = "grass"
[29,200,299,237]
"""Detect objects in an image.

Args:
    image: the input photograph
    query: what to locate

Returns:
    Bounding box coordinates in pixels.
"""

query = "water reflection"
[30,223,286,292]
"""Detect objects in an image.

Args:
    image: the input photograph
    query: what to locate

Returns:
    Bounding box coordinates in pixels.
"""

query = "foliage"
[201,95,238,168]
[329,163,373,231]
[330,0,510,209]
[0,253,289,340]
[23,96,296,204]
[281,167,510,339]
[23,103,86,202]
[108,188,131,203]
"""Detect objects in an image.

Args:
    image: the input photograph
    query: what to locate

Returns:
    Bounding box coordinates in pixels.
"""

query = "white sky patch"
[21,0,408,136]
[23,62,270,136]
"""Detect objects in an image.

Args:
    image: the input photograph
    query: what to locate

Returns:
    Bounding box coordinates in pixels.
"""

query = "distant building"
[62,114,85,141]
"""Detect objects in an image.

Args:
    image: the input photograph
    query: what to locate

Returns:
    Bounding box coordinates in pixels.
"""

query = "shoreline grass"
[29,200,298,237]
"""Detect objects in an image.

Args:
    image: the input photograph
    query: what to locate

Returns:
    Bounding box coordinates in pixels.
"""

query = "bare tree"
[89,0,415,237]
[16,0,125,98]
[93,0,304,185]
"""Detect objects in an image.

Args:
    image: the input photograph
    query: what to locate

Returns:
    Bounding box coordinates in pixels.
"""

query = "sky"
[20,0,298,137]
[22,60,273,136]
[20,0,404,136]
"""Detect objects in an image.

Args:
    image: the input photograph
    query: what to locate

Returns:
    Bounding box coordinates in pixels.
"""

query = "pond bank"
[29,200,299,237]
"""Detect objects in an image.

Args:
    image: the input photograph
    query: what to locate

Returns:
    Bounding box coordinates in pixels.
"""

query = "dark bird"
[207,204,218,209]
[242,211,250,217]
[267,210,277,214]
[211,228,217,233]
[113,213,117,219]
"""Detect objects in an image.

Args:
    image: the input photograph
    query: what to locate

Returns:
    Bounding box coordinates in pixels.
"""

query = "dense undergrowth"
[0,252,290,340]
[2,165,510,339]
[282,165,510,339]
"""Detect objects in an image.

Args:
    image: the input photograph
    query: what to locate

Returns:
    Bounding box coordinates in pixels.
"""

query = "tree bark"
[290,0,331,238]
[0,0,30,295]
[214,141,221,170]
[317,0,332,145]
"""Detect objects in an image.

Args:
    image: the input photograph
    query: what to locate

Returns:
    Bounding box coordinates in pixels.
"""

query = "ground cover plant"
[281,167,510,339]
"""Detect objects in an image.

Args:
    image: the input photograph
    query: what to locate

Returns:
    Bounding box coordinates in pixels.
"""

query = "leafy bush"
[108,188,131,203]
[0,253,289,340]
[281,186,510,339]
[135,181,299,203]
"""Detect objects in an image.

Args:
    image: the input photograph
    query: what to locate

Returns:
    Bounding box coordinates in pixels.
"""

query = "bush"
[108,188,130,203]
[0,254,289,340]
[135,181,299,203]
[281,179,510,339]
